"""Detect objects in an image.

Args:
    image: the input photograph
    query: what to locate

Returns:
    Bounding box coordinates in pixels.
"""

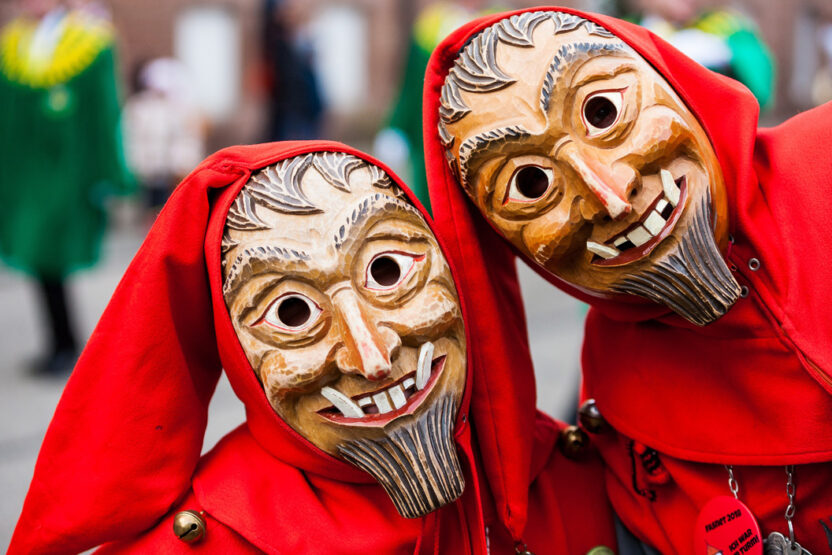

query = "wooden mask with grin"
[222,152,466,518]
[439,11,740,325]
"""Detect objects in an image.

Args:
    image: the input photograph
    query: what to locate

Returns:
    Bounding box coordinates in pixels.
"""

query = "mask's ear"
[9,162,249,555]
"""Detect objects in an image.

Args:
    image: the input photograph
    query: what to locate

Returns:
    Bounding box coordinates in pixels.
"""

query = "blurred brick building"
[2,0,830,146]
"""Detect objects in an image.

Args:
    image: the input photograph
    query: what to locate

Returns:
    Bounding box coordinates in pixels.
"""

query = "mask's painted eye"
[258,293,322,332]
[365,252,423,291]
[582,89,624,136]
[505,165,554,204]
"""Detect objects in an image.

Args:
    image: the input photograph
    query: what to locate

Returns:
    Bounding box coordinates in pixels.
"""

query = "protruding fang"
[321,386,365,418]
[643,210,666,236]
[660,169,680,206]
[587,240,620,260]
[403,377,415,390]
[357,397,372,407]
[388,385,407,409]
[626,226,652,247]
[373,392,393,413]
[416,341,434,390]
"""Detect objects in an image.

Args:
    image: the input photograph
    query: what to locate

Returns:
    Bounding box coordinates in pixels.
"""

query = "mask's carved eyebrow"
[457,125,531,191]
[333,193,424,251]
[224,245,311,298]
[539,40,627,113]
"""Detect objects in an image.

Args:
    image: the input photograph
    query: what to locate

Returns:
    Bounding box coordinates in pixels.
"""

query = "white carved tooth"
[321,386,365,418]
[656,199,669,214]
[613,236,628,248]
[626,226,652,247]
[388,385,408,409]
[416,341,435,390]
[660,169,680,207]
[586,240,620,260]
[357,396,372,407]
[643,210,666,236]
[373,392,393,413]
[402,377,415,390]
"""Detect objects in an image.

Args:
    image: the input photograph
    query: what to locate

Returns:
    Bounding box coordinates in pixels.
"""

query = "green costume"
[692,10,774,109]
[0,10,132,279]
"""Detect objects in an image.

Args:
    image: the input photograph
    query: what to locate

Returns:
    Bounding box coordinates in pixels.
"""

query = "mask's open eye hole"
[277,296,311,327]
[582,89,624,136]
[365,252,423,291]
[505,165,554,204]
[259,293,321,331]
[369,256,400,287]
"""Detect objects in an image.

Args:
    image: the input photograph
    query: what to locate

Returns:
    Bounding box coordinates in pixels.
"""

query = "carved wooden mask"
[439,11,740,325]
[222,152,466,518]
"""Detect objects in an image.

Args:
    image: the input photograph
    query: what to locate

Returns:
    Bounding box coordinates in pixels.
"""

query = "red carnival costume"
[423,7,832,554]
[10,142,615,554]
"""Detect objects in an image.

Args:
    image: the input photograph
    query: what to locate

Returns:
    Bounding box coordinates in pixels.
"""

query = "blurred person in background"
[374,2,477,211]
[0,0,132,375]
[620,0,775,110]
[262,0,324,141]
[122,57,205,219]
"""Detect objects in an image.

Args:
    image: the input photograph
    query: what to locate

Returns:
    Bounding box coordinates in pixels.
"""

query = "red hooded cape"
[424,6,832,553]
[10,141,614,554]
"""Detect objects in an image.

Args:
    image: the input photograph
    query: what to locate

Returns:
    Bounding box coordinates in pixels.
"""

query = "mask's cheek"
[381,284,462,342]
[626,106,695,166]
[522,195,590,268]
[259,339,337,406]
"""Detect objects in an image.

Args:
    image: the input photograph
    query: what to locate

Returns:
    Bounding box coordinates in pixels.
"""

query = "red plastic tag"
[694,496,762,555]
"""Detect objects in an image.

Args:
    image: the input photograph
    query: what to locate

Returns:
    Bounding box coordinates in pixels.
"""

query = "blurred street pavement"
[0,222,585,549]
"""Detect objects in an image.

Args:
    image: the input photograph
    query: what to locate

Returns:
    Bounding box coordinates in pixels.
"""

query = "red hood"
[424,8,832,463]
[11,141,536,553]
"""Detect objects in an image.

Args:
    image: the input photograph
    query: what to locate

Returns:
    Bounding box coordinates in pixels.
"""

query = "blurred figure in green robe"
[0,0,133,374]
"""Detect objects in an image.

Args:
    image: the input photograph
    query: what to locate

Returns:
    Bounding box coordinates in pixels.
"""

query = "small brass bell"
[558,424,589,459]
[173,510,206,543]
[578,399,608,434]
[586,546,615,555]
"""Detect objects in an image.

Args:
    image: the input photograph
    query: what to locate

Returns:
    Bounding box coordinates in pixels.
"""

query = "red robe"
[423,7,832,554]
[9,141,615,554]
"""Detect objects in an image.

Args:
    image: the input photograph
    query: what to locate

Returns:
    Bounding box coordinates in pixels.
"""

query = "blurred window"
[174,5,240,122]
[306,4,368,112]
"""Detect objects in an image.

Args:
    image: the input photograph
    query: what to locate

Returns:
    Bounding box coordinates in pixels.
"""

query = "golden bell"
[578,399,608,434]
[173,510,206,543]
[558,424,589,459]
[586,547,615,555]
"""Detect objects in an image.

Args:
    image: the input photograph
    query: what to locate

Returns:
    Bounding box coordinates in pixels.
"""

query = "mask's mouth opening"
[318,343,447,428]
[588,172,687,267]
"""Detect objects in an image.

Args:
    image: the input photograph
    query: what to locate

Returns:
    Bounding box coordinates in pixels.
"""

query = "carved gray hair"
[223,152,396,253]
[437,11,614,143]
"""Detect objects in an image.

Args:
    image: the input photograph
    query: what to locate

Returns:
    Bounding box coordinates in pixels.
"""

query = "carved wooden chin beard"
[337,393,465,519]
[609,190,741,326]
